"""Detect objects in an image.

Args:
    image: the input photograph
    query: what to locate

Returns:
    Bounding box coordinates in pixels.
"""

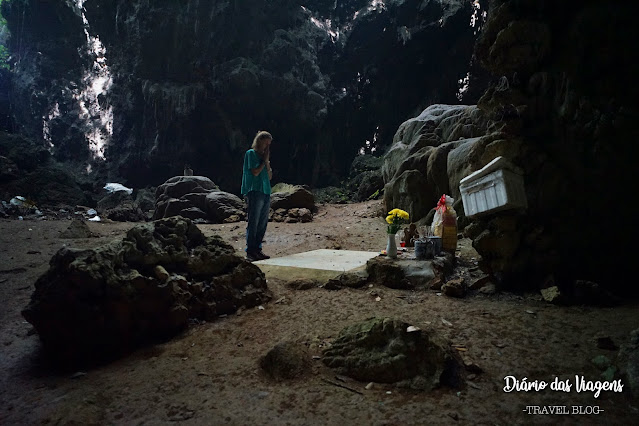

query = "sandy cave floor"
[0,200,637,425]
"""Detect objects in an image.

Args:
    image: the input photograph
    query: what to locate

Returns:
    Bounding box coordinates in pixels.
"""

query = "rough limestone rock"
[286,279,320,291]
[154,176,244,223]
[259,341,313,380]
[355,171,384,201]
[105,202,147,222]
[366,257,438,289]
[323,272,368,290]
[618,329,639,402]
[97,190,134,212]
[322,318,463,390]
[22,216,271,363]
[348,155,384,201]
[204,191,245,223]
[96,189,155,222]
[270,184,315,211]
[98,191,146,222]
[365,257,411,290]
[382,104,488,221]
[467,0,639,292]
[59,219,96,239]
[442,277,467,298]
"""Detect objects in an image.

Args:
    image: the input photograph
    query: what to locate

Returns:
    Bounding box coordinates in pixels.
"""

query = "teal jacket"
[241,149,271,195]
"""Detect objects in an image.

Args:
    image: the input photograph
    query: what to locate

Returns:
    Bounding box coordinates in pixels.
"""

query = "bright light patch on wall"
[310,17,340,42]
[42,102,60,150]
[368,0,386,12]
[470,0,486,35]
[40,0,113,163]
[358,126,380,155]
[457,72,470,101]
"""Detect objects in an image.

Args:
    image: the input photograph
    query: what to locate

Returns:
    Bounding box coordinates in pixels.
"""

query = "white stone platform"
[253,249,380,272]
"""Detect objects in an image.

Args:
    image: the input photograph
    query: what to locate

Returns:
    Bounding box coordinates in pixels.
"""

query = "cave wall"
[2,0,484,195]
[467,0,639,292]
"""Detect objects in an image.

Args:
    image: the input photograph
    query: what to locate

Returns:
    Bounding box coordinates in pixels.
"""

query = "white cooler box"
[459,156,527,218]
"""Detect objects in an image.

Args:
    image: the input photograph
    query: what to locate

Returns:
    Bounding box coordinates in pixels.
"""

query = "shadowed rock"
[322,318,463,390]
[59,219,96,239]
[153,176,244,223]
[270,184,315,211]
[259,341,313,380]
[22,216,271,363]
[618,329,639,402]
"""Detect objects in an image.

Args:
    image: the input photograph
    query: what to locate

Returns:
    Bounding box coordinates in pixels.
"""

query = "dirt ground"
[1,200,637,425]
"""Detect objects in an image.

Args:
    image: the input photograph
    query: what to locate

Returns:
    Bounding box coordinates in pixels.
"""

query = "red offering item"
[431,194,458,253]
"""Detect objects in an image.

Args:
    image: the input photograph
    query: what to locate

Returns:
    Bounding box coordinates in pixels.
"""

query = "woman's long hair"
[251,130,272,153]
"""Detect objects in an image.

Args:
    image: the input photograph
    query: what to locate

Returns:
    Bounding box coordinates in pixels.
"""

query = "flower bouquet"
[386,208,409,234]
[384,208,409,258]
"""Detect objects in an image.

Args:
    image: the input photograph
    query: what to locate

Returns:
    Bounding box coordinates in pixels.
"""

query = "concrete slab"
[253,249,380,272]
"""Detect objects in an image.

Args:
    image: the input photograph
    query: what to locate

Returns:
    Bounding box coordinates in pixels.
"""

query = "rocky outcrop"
[322,318,463,390]
[269,184,315,222]
[153,176,244,223]
[381,1,639,294]
[22,216,271,363]
[0,132,94,208]
[382,104,488,222]
[465,0,639,292]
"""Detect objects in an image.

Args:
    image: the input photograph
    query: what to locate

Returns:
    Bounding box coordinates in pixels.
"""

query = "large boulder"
[270,183,315,211]
[322,318,463,390]
[153,176,244,223]
[382,104,488,221]
[205,191,245,223]
[22,216,271,363]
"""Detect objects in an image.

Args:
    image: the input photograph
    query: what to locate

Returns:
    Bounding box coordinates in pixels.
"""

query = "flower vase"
[386,233,397,259]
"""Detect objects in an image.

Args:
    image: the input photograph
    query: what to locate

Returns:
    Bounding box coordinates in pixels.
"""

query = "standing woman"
[241,130,273,261]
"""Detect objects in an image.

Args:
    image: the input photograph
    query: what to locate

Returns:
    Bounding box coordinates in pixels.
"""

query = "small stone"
[365,382,374,390]
[478,283,496,295]
[154,265,170,282]
[541,286,562,304]
[442,278,466,298]
[428,277,443,290]
[469,275,492,290]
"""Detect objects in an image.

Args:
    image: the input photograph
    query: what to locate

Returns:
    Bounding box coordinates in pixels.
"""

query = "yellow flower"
[385,207,410,234]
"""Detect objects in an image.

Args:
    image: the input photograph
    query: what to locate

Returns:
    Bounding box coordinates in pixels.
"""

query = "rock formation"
[22,216,271,363]
[381,1,639,294]
[153,176,245,223]
[322,317,463,390]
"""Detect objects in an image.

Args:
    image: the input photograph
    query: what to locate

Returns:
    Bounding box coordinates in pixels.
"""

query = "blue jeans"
[246,191,270,253]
